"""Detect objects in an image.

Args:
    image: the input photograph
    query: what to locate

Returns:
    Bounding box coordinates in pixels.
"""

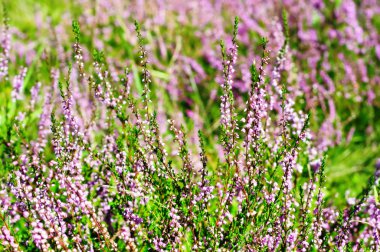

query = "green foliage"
[72,20,81,42]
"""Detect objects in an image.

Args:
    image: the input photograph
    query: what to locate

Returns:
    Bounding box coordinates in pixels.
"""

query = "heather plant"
[0,1,380,252]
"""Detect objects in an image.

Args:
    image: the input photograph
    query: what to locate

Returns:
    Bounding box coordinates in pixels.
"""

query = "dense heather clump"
[0,1,379,251]
[23,0,378,151]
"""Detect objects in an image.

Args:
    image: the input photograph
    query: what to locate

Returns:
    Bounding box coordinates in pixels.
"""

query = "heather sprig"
[218,18,242,197]
[72,20,85,78]
[0,4,10,81]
